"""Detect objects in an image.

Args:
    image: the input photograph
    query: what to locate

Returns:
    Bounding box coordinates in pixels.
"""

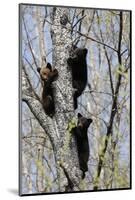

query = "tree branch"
[93,11,123,190]
[35,7,47,67]
[76,30,118,52]
[72,14,86,30]
[23,16,38,68]
[97,14,114,96]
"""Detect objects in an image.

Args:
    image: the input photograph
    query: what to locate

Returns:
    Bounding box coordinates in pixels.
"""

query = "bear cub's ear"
[83,48,88,56]
[37,67,41,73]
[87,118,93,125]
[78,113,82,118]
[46,63,52,71]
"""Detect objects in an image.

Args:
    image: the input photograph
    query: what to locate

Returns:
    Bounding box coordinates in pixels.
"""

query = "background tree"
[20,4,131,194]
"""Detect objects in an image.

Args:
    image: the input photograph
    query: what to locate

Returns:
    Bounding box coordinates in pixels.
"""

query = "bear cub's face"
[77,113,92,130]
[74,48,88,59]
[67,47,88,66]
[37,63,52,82]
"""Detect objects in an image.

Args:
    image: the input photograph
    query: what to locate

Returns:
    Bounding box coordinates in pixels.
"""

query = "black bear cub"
[73,113,92,179]
[67,47,88,109]
[37,63,58,117]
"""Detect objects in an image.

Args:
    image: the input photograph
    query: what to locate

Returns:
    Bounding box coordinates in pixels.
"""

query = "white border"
[0,0,134,199]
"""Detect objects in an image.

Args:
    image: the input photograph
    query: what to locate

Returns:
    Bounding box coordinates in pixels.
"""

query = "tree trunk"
[51,7,82,192]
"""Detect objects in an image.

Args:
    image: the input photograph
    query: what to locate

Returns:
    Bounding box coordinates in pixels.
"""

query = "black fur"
[67,47,88,109]
[37,63,58,117]
[72,113,92,179]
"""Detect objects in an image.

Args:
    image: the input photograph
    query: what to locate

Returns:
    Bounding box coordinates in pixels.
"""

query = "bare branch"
[93,11,124,190]
[23,16,38,68]
[72,14,86,29]
[35,7,47,67]
[76,30,118,52]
